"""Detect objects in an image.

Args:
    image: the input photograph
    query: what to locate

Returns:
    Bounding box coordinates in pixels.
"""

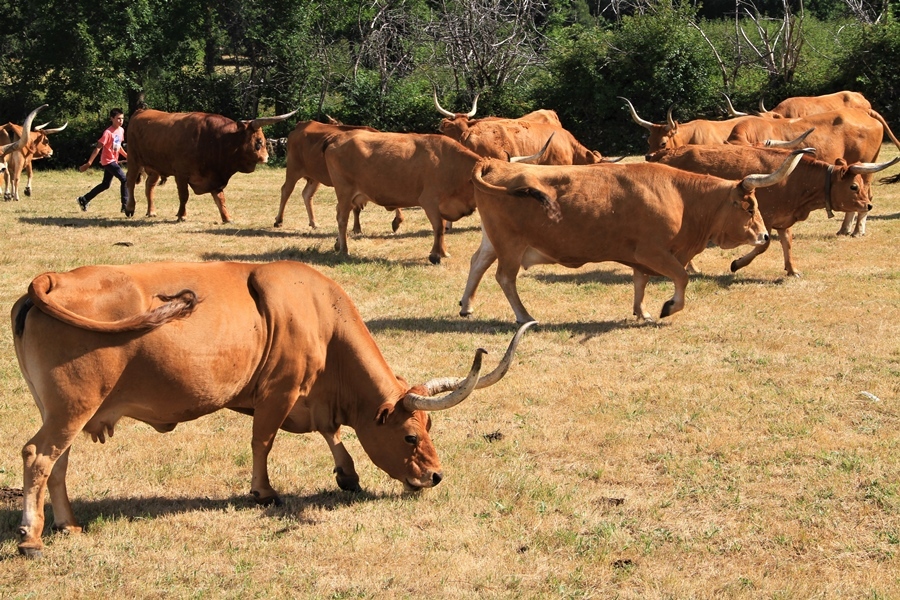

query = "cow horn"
[1,104,47,157]
[403,321,537,411]
[665,105,677,132]
[249,109,298,129]
[741,148,814,190]
[619,97,654,130]
[848,155,900,174]
[764,128,815,149]
[403,349,487,412]
[722,93,748,117]
[433,88,455,118]
[509,134,554,163]
[759,98,768,113]
[39,122,68,134]
[34,122,50,131]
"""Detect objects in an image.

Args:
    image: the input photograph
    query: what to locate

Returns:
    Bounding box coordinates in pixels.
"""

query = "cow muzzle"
[404,471,443,492]
[755,232,770,245]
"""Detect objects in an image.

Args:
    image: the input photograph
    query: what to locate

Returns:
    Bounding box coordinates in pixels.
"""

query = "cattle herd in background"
[6,90,900,557]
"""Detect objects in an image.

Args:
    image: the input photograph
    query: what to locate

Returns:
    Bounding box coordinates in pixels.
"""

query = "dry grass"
[0,148,898,599]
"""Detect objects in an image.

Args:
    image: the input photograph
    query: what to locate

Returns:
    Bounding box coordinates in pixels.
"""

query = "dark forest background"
[2,0,898,165]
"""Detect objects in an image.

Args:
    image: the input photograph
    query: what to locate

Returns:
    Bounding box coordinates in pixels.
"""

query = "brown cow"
[460,150,807,323]
[125,108,297,223]
[324,130,485,264]
[621,97,762,157]
[649,145,899,276]
[434,90,561,143]
[726,107,900,236]
[11,260,536,557]
[273,120,404,234]
[0,112,65,201]
[760,91,872,118]
[436,92,608,165]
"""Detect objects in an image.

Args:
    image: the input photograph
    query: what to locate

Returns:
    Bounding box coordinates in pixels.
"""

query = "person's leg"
[79,166,115,209]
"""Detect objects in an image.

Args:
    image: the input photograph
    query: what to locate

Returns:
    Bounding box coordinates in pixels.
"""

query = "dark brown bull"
[649,145,898,276]
[125,108,296,223]
[460,150,808,322]
[12,260,535,557]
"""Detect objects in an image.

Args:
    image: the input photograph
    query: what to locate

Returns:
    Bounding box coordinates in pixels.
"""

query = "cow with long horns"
[0,105,60,201]
[11,260,535,557]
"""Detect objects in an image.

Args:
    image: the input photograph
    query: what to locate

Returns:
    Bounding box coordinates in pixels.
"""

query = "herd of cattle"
[6,90,900,557]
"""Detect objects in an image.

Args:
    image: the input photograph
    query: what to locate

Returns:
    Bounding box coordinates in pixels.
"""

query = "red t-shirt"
[98,125,125,166]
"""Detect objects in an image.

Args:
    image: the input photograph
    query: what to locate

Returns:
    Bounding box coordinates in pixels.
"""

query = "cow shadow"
[364,315,651,339]
[200,246,407,268]
[200,227,335,240]
[19,216,162,229]
[531,267,633,286]
[0,488,391,556]
[868,211,900,222]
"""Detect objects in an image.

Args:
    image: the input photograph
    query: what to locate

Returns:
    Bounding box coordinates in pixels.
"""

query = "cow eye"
[404,435,418,446]
[850,183,859,191]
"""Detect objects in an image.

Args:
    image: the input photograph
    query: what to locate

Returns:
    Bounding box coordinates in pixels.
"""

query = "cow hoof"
[24,187,31,196]
[392,219,403,233]
[335,468,362,492]
[251,490,283,507]
[273,220,282,228]
[124,210,134,218]
[836,229,850,236]
[660,300,675,318]
[730,260,739,273]
[851,232,865,238]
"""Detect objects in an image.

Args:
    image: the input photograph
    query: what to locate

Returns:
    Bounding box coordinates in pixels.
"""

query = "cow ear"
[375,403,395,425]
[835,158,848,167]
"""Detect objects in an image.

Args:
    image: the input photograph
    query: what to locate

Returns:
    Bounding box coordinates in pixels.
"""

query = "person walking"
[77,108,128,213]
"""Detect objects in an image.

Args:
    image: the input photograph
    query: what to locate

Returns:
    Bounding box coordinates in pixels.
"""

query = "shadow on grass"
[365,315,657,338]
[19,215,162,229]
[0,487,393,555]
[868,211,899,221]
[199,246,421,268]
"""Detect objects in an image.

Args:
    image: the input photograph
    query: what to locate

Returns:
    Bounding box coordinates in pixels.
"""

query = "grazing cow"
[0,111,66,201]
[621,97,762,157]
[759,91,872,118]
[273,120,404,234]
[125,107,297,223]
[434,90,561,143]
[726,108,900,236]
[649,145,899,276]
[324,130,485,264]
[436,92,608,165]
[460,150,807,323]
[11,260,536,557]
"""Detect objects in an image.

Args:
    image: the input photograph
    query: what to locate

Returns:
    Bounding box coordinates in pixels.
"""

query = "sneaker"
[77,196,88,211]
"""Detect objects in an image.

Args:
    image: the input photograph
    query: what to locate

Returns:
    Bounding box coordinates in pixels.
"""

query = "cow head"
[1,105,47,158]
[714,148,812,248]
[234,109,298,172]
[29,122,67,160]
[620,97,686,157]
[829,156,900,215]
[435,89,479,141]
[354,321,535,491]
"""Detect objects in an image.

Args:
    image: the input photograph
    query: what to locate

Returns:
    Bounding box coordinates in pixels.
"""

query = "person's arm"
[78,141,102,173]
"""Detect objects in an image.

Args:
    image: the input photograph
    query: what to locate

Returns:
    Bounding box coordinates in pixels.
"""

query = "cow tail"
[27,275,201,333]
[521,188,562,223]
[869,109,900,152]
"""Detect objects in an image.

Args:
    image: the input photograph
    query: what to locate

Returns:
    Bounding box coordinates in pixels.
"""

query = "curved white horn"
[848,156,900,174]
[509,134,554,163]
[764,128,815,149]
[465,94,479,118]
[39,122,68,134]
[742,148,814,191]
[619,97,654,130]
[433,88,455,118]
[474,321,537,388]
[1,104,47,157]
[249,109,298,129]
[722,93,748,117]
[665,105,677,132]
[759,98,768,113]
[403,348,487,412]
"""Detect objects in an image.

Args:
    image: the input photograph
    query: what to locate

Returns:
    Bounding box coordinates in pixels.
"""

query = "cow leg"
[351,206,364,236]
[23,162,33,196]
[125,164,139,217]
[685,260,701,275]
[459,228,497,317]
[320,428,361,492]
[775,227,801,277]
[300,180,322,228]
[495,248,534,324]
[632,269,652,321]
[392,209,404,233]
[248,400,301,505]
[19,420,86,558]
[212,189,232,224]
[144,172,161,217]
[175,178,190,221]
[2,168,9,200]
[422,204,448,264]
[851,210,868,237]
[333,194,356,255]
[730,230,773,274]
[634,251,689,318]
[837,211,856,236]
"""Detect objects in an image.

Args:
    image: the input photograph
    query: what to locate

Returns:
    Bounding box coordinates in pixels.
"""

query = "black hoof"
[730,260,739,273]
[334,467,362,492]
[428,254,441,265]
[660,300,675,318]
[251,490,283,507]
[24,188,31,197]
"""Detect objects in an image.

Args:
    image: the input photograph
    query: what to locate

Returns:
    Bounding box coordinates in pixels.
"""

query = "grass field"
[0,149,898,598]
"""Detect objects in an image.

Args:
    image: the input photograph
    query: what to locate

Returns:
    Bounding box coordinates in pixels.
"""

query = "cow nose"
[432,472,443,486]
[867,204,873,211]
[763,233,770,242]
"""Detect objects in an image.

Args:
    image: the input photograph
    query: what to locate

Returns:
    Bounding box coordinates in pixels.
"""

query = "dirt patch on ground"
[0,487,23,507]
